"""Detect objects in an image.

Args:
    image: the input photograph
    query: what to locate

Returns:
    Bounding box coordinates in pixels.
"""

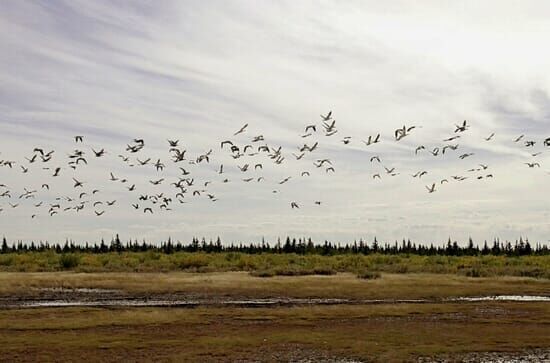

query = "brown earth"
[0,272,548,362]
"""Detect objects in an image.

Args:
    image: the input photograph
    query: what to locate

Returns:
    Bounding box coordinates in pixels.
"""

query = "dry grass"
[0,271,548,300]
[1,272,549,362]
[0,302,549,362]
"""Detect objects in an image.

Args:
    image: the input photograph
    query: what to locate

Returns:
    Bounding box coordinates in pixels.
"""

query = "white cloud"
[1,1,550,245]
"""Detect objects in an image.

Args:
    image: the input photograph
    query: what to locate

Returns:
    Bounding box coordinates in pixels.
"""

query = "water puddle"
[2,290,548,308]
[10,297,352,308]
[450,295,550,302]
[32,287,120,293]
[19,299,200,308]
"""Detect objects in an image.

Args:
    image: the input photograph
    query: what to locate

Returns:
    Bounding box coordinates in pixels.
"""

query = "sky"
[1,1,550,246]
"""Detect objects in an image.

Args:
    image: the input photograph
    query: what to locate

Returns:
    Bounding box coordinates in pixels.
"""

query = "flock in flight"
[1,111,550,219]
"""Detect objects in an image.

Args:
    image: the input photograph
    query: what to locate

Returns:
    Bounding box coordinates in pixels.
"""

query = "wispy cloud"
[1,1,550,244]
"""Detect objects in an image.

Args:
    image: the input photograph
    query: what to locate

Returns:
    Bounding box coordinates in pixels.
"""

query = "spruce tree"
[1,237,8,253]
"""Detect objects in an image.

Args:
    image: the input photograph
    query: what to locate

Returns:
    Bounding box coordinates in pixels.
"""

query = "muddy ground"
[0,272,549,362]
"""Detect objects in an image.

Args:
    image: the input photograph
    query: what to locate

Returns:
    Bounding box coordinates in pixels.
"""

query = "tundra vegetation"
[1,236,549,361]
[1,236,549,278]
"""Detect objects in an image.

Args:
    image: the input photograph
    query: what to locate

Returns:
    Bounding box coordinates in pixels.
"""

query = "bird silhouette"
[514,135,525,143]
[485,133,495,141]
[454,120,469,133]
[320,111,332,121]
[234,123,248,136]
[363,134,380,146]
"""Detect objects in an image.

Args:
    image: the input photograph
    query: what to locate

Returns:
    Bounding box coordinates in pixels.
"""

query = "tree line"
[1,235,548,256]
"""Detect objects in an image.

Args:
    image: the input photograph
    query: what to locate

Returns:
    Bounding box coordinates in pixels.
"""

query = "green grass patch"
[0,252,548,279]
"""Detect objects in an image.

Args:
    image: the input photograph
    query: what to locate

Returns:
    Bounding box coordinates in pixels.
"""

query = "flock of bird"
[1,111,550,218]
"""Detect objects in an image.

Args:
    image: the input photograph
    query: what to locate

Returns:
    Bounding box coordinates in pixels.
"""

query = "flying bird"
[320,111,332,121]
[514,135,525,143]
[363,134,380,146]
[443,135,461,142]
[92,148,106,157]
[459,153,474,159]
[412,171,428,178]
[234,123,248,136]
[72,178,84,188]
[485,133,495,141]
[454,120,469,133]
[279,176,292,184]
[221,140,233,149]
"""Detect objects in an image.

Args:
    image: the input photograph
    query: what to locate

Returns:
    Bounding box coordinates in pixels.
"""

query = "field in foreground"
[0,272,549,362]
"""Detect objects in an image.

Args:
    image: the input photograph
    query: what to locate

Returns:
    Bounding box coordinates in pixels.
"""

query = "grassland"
[1,302,549,362]
[0,272,549,362]
[1,251,549,279]
[1,254,549,361]
[1,271,549,300]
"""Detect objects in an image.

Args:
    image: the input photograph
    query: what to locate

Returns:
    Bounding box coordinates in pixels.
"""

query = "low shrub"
[178,255,210,270]
[0,251,547,277]
[272,266,312,276]
[250,269,276,278]
[59,254,80,270]
[356,270,381,280]
[0,255,13,266]
[515,267,548,279]
[462,267,485,278]
[312,266,337,275]
[250,266,336,278]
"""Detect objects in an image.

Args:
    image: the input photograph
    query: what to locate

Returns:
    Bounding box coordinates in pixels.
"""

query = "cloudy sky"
[1,1,550,246]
